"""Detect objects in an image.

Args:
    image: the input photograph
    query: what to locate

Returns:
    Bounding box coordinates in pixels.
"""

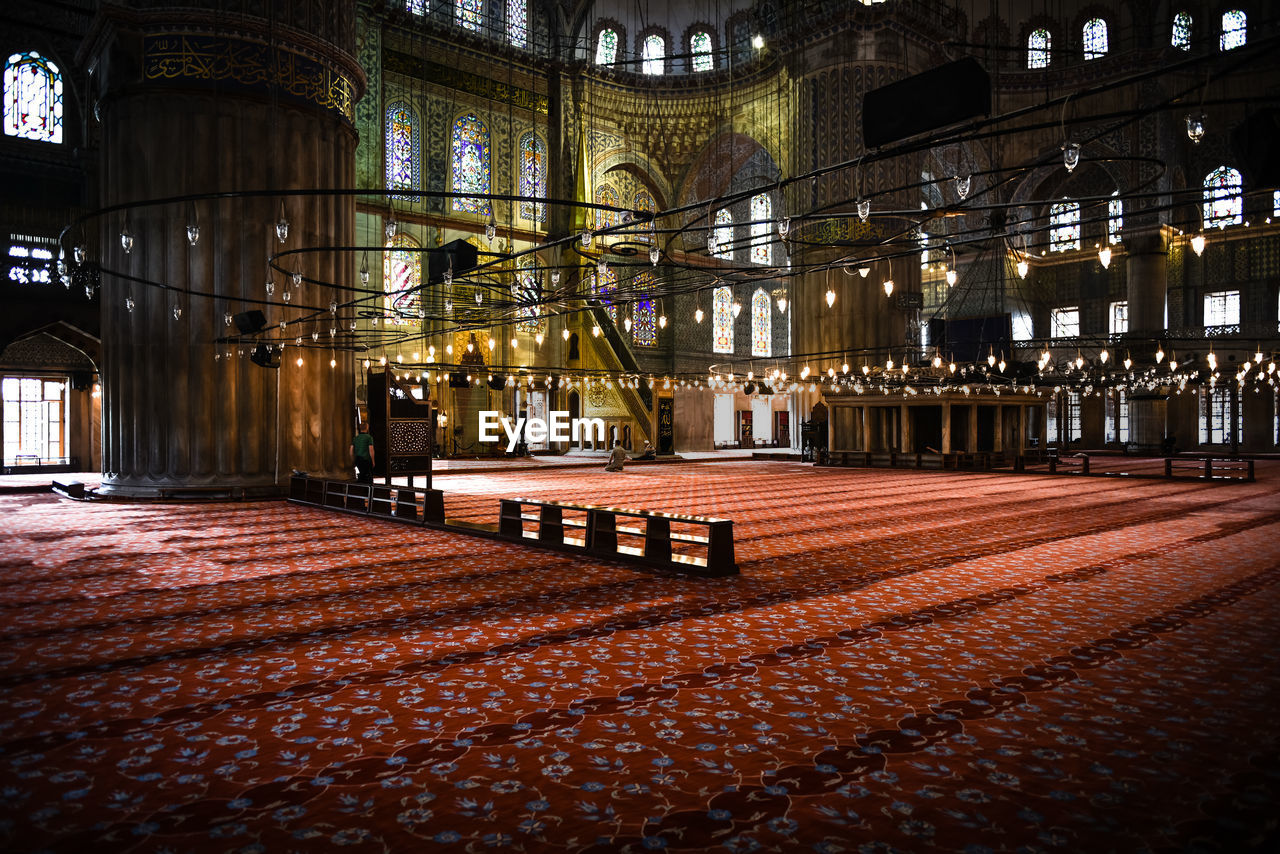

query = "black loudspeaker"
[448,371,470,388]
[70,371,92,391]
[1232,108,1280,188]
[233,310,267,334]
[863,57,991,149]
[428,239,480,283]
[488,374,506,390]
[250,343,280,368]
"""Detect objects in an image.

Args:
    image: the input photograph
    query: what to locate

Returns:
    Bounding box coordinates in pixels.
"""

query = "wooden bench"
[1048,454,1090,475]
[1164,457,1254,482]
[290,475,444,523]
[499,497,737,576]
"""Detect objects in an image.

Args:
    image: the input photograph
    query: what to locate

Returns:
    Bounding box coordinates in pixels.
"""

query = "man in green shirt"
[351,422,375,483]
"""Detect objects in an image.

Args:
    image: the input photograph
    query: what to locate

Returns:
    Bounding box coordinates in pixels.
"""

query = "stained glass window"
[1027,29,1051,69]
[633,189,654,243]
[407,0,425,16]
[595,28,618,65]
[713,286,733,353]
[1274,189,1280,218]
[514,255,542,332]
[1172,12,1192,50]
[1108,192,1123,244]
[592,266,617,324]
[691,31,714,72]
[456,0,483,32]
[750,193,771,265]
[451,114,491,214]
[1083,18,1108,60]
[642,34,665,75]
[1203,166,1243,228]
[632,272,656,347]
[385,103,419,198]
[595,185,618,231]
[1221,10,1246,51]
[711,208,733,260]
[518,132,546,222]
[384,234,421,325]
[1049,200,1080,252]
[507,0,527,48]
[751,288,770,357]
[4,52,63,144]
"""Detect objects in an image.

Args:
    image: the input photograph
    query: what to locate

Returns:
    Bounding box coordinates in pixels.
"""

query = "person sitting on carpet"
[635,441,656,460]
[604,440,627,472]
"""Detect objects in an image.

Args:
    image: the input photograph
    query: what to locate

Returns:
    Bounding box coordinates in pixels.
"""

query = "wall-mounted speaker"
[233,310,267,334]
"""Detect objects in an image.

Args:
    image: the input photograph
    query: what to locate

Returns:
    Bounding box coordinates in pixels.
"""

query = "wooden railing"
[1165,457,1255,482]
[289,475,444,523]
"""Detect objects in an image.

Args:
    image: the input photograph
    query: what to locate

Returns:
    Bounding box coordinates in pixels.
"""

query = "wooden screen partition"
[366,366,436,487]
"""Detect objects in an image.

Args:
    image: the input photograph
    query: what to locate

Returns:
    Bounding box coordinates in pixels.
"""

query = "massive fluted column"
[85,2,365,496]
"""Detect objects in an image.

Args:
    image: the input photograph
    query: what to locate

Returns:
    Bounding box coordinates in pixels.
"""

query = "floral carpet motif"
[1,461,1279,852]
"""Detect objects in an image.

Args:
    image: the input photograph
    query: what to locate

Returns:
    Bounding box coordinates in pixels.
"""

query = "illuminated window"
[385,103,420,198]
[1050,200,1080,252]
[1203,166,1243,228]
[711,208,733,260]
[1051,306,1080,339]
[407,0,425,15]
[514,255,541,332]
[7,237,54,285]
[518,132,545,222]
[1221,10,1246,51]
[1109,300,1129,335]
[1172,12,1192,50]
[1065,391,1082,442]
[691,31,714,72]
[595,28,618,65]
[2,376,66,465]
[1274,189,1280,218]
[1203,290,1240,328]
[592,265,618,324]
[451,114,491,214]
[751,288,770,357]
[750,193,771,265]
[1012,310,1034,341]
[383,234,421,325]
[632,272,656,347]
[594,184,619,231]
[642,34,665,75]
[1108,192,1123,244]
[712,286,733,353]
[1083,18,1108,60]
[456,0,483,32]
[507,0,527,48]
[1200,386,1240,444]
[4,52,63,144]
[1106,390,1130,443]
[633,189,654,243]
[1027,29,1051,69]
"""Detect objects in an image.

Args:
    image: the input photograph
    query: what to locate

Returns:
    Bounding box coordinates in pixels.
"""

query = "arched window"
[451,114,490,214]
[592,265,618,324]
[518,132,545,222]
[690,31,714,72]
[1221,10,1246,51]
[1083,18,1108,60]
[1050,200,1081,252]
[632,272,657,346]
[711,208,733,260]
[1273,189,1280,218]
[384,234,421,325]
[456,0,483,32]
[514,255,541,332]
[385,103,420,197]
[594,184,619,231]
[507,0,527,48]
[4,52,63,144]
[1203,166,1243,228]
[595,28,618,65]
[712,286,733,353]
[407,0,425,15]
[1108,192,1123,244]
[1027,29,1051,69]
[1172,12,1192,50]
[633,189,654,243]
[750,193,772,265]
[751,288,770,357]
[642,34,665,75]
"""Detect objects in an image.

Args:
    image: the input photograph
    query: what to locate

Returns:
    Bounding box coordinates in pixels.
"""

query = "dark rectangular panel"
[863,57,991,149]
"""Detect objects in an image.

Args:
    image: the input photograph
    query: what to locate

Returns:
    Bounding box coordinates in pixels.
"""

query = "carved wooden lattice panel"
[389,419,432,454]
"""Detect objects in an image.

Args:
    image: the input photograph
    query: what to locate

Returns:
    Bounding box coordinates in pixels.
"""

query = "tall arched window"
[507,0,527,48]
[711,208,733,260]
[632,271,657,346]
[514,255,541,332]
[595,28,618,65]
[594,185,619,231]
[712,286,733,353]
[690,31,714,72]
[385,103,420,197]
[4,52,63,144]
[1050,200,1081,252]
[633,189,655,243]
[518,132,545,222]
[751,288,770,357]
[1108,192,1123,244]
[1172,12,1192,50]
[456,0,483,32]
[1203,166,1243,228]
[592,266,618,324]
[642,34,665,75]
[750,193,772,265]
[1221,10,1246,50]
[451,114,491,214]
[1083,18,1108,60]
[1027,29,1051,69]
[384,234,421,325]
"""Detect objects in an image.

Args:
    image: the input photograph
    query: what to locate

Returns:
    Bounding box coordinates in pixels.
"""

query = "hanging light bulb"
[1099,348,1109,364]
[882,278,894,297]
[172,304,182,320]
[1017,257,1029,279]
[1074,351,1085,370]
[1255,347,1264,363]
[485,215,497,242]
[954,174,971,200]
[858,266,870,278]
[1169,351,1178,371]
[777,295,788,313]
[624,313,633,333]
[265,279,275,296]
[987,349,997,367]
[597,257,607,278]
[444,298,452,313]
[282,289,291,303]
[383,213,397,241]
[580,228,593,249]
[658,314,667,329]
[695,306,704,323]
[1185,113,1206,144]
[1155,345,1165,363]
[1098,245,1112,268]
[120,222,134,254]
[1123,352,1132,370]
[475,288,483,305]
[646,244,660,266]
[592,324,601,337]
[931,353,941,368]
[550,268,561,286]
[73,244,86,264]
[1207,350,1217,370]
[329,299,338,315]
[125,295,135,313]
[1190,233,1206,256]
[330,356,337,368]
[825,288,836,308]
[945,267,957,287]
[561,327,570,341]
[949,361,957,374]
[1062,141,1081,172]
[358,253,370,286]
[778,216,791,238]
[291,270,302,288]
[535,332,544,346]
[276,201,290,243]
[886,355,894,370]
[857,199,870,222]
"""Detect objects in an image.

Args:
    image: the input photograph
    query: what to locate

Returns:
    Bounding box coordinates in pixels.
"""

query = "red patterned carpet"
[2,461,1279,853]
